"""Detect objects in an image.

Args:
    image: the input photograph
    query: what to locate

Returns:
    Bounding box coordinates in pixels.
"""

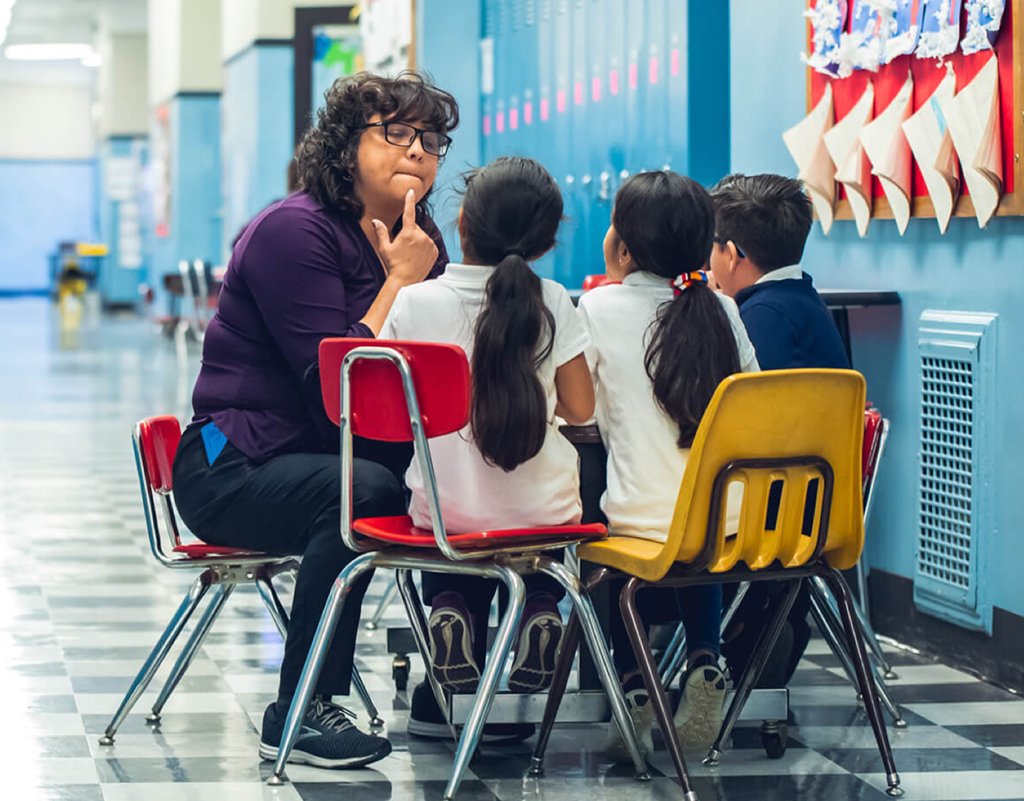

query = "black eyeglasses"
[360,121,452,157]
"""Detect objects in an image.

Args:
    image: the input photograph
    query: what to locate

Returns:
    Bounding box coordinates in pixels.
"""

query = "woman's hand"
[371,190,438,286]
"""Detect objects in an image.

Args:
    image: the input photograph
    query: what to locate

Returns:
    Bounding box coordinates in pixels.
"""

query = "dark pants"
[172,424,408,699]
[575,439,722,677]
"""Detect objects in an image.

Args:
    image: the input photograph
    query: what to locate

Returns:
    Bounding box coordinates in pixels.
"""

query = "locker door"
[583,0,609,281]
[665,0,688,177]
[480,0,498,163]
[643,0,670,173]
[566,0,590,286]
[604,0,629,208]
[624,0,646,176]
[534,0,557,280]
[550,0,574,286]
[494,0,509,152]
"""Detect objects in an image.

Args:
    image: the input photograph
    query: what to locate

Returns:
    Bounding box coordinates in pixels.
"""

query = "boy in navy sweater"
[709,173,849,372]
[708,173,849,688]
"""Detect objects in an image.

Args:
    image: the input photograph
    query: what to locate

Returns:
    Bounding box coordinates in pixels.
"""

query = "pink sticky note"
[524,102,533,124]
[649,57,659,84]
[557,90,566,113]
[496,112,505,133]
[574,81,583,105]
[483,115,492,136]
[509,108,519,130]
[629,62,638,89]
[592,77,601,102]
[540,98,549,120]
[671,49,680,76]
[610,69,619,95]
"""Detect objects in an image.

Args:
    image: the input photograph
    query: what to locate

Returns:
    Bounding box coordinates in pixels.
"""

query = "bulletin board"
[806,0,1024,220]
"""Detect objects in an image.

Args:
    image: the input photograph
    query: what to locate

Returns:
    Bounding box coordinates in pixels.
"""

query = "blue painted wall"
[730,0,1024,619]
[151,95,223,301]
[418,0,483,261]
[222,44,295,262]
[98,137,149,305]
[0,159,98,292]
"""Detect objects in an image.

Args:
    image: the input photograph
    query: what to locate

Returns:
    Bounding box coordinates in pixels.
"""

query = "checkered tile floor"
[2,299,1023,801]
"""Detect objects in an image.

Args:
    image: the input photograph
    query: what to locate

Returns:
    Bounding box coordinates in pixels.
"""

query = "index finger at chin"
[403,190,417,226]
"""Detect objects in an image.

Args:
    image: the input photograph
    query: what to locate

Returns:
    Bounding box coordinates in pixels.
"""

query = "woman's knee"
[352,457,406,518]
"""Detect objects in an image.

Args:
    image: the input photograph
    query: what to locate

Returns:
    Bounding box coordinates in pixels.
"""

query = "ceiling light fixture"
[4,43,95,61]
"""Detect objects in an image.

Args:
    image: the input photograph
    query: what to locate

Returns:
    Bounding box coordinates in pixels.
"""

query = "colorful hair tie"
[672,270,709,295]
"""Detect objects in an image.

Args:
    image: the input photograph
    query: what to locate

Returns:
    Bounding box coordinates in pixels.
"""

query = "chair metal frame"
[532,453,903,799]
[266,344,649,800]
[97,418,383,747]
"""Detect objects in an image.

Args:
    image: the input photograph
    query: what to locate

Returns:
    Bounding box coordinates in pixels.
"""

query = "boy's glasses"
[361,121,452,157]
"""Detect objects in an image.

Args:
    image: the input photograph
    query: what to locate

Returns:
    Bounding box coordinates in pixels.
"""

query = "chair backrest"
[133,415,184,559]
[659,369,866,578]
[582,274,612,291]
[319,338,471,442]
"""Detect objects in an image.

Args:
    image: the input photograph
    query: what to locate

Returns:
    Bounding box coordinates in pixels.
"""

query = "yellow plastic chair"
[531,369,902,799]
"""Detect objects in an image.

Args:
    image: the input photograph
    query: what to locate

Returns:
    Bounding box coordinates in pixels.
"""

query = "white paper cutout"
[962,0,1006,55]
[938,56,1003,227]
[861,71,915,234]
[783,84,838,234]
[840,0,897,74]
[803,0,850,76]
[888,0,928,59]
[916,0,962,60]
[824,83,876,236]
[902,64,960,232]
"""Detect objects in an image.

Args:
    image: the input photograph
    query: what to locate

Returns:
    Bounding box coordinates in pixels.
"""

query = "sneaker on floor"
[406,680,536,744]
[258,697,392,769]
[428,593,481,694]
[604,686,655,763]
[507,593,565,694]
[672,657,727,750]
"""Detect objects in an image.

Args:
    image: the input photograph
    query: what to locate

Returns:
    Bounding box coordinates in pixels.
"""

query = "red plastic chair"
[582,274,614,291]
[97,415,382,747]
[267,339,649,798]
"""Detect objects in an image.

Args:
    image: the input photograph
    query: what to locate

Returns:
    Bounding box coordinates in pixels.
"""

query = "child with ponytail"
[577,171,759,756]
[379,157,593,728]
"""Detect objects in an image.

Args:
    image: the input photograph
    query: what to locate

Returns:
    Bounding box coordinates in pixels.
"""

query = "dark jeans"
[172,424,408,699]
[575,439,722,677]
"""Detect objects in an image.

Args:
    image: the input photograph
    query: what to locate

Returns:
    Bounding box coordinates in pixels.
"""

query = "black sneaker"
[427,594,482,694]
[406,681,535,744]
[259,697,392,769]
[507,593,564,694]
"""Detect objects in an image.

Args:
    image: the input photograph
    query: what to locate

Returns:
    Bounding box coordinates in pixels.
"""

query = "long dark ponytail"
[461,157,563,471]
[613,172,741,448]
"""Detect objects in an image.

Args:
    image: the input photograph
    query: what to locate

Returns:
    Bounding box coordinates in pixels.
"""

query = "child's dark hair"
[461,157,563,471]
[710,173,813,272]
[612,171,740,448]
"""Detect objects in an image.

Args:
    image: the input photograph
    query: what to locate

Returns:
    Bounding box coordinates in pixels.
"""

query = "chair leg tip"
[145,713,161,724]
[892,717,908,729]
[702,749,721,768]
[266,774,288,786]
[527,757,545,777]
[98,736,115,746]
[364,622,378,631]
[370,717,385,728]
[635,771,652,783]
[884,671,898,681]
[885,787,904,798]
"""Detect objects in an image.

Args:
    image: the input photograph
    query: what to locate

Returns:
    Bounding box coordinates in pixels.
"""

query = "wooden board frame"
[804,0,1024,220]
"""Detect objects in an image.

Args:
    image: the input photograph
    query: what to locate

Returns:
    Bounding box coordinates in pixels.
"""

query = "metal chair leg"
[823,567,902,797]
[540,559,650,781]
[443,566,526,801]
[395,569,459,741]
[98,570,214,744]
[704,579,802,768]
[254,571,290,639]
[808,580,905,728]
[621,578,694,799]
[350,664,384,729]
[530,566,609,774]
[851,579,898,680]
[365,577,400,630]
[147,583,234,723]
[657,622,687,677]
[267,553,377,786]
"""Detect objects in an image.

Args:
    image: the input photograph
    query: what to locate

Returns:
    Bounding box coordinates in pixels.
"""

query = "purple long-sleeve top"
[190,191,448,462]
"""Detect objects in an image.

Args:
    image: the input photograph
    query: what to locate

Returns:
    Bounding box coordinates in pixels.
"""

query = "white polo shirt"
[577,271,760,542]
[379,262,590,533]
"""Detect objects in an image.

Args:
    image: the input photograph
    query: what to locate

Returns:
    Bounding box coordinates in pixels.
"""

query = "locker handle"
[598,171,612,203]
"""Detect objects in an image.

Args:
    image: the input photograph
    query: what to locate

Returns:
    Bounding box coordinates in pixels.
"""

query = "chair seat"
[577,535,677,583]
[353,515,607,551]
[172,543,267,560]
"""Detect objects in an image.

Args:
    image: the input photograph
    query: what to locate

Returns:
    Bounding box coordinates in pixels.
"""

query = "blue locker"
[481,0,499,163]
[550,0,574,286]
[533,0,557,280]
[623,0,646,176]
[643,0,670,173]
[583,0,609,279]
[604,0,629,203]
[665,0,688,177]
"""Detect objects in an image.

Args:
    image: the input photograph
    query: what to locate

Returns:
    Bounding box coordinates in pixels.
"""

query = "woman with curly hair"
[171,71,459,769]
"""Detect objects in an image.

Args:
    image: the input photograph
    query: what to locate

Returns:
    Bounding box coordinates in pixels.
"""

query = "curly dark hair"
[296,71,460,220]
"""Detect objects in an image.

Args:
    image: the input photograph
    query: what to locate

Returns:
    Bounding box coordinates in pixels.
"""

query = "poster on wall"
[312,25,363,114]
[359,0,414,74]
[151,104,171,238]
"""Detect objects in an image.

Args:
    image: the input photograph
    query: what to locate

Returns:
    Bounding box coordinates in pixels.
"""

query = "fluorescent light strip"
[4,43,95,61]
